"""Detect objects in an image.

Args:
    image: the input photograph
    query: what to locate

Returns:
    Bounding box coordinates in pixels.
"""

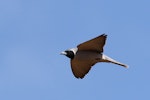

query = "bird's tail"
[101,54,129,68]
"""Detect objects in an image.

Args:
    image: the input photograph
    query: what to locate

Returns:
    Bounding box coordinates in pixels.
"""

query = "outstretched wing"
[71,59,92,79]
[77,34,107,53]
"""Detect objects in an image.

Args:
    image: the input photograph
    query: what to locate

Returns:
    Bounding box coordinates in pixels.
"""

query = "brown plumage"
[61,34,128,79]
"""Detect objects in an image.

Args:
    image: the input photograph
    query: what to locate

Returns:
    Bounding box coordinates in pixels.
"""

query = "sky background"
[0,0,150,100]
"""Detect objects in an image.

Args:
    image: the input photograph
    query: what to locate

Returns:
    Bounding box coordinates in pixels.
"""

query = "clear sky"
[0,0,150,100]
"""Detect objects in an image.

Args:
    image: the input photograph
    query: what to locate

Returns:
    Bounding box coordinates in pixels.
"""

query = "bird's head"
[60,48,78,59]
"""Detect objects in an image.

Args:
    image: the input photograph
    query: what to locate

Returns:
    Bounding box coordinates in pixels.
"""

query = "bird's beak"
[60,51,67,55]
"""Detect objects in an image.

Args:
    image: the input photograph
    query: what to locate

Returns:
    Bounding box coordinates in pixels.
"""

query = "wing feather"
[77,34,107,53]
[71,59,92,79]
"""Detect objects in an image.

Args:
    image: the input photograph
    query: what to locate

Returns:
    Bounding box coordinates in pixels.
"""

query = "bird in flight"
[61,34,128,79]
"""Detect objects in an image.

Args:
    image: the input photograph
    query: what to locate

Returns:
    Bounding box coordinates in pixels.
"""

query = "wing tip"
[101,33,107,37]
[74,75,85,79]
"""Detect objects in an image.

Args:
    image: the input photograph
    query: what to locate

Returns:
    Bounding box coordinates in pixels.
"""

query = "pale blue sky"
[0,0,150,100]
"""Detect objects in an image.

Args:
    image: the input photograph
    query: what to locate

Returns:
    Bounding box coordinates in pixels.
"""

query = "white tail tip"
[102,54,129,68]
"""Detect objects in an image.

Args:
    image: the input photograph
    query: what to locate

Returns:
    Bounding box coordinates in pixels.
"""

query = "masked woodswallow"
[61,34,128,79]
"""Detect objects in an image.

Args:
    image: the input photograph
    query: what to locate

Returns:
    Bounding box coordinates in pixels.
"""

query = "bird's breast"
[74,51,102,64]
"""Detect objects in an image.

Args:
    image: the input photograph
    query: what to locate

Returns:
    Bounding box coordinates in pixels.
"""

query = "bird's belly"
[75,51,102,65]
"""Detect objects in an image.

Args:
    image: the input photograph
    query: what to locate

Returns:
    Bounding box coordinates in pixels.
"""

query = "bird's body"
[61,34,128,79]
[73,50,102,64]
